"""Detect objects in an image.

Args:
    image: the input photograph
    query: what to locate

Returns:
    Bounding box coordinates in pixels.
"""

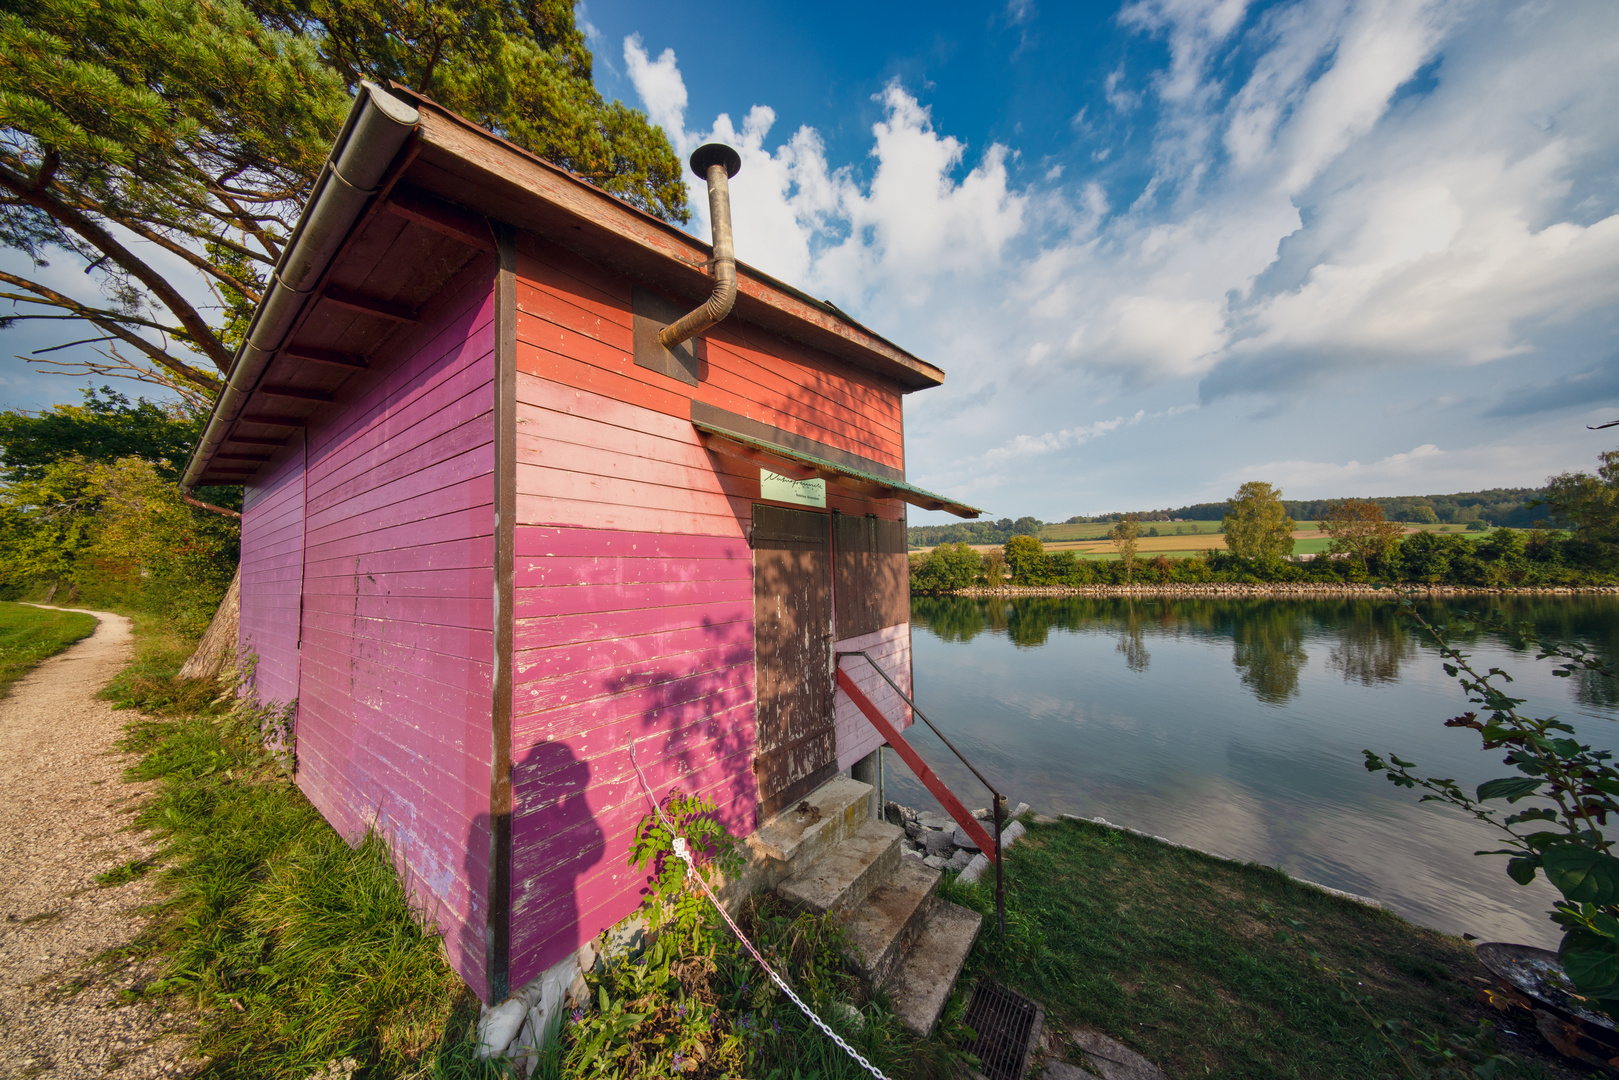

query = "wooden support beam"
[284,345,368,370]
[239,413,305,427]
[836,667,998,860]
[215,453,273,462]
[699,433,818,481]
[321,285,418,322]
[385,183,494,250]
[223,436,286,447]
[260,384,335,402]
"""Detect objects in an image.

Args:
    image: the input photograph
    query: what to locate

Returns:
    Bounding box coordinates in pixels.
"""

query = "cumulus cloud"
[619,1,1619,514]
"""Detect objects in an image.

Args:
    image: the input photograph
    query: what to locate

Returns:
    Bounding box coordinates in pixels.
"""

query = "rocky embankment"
[886,799,1031,885]
[946,583,1619,598]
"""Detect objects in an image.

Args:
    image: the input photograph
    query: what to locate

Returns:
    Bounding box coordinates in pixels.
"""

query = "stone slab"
[777,818,901,917]
[842,857,940,985]
[749,776,873,865]
[883,898,982,1035]
[1072,1030,1167,1080]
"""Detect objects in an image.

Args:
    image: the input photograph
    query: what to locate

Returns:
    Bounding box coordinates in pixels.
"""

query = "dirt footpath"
[0,609,192,1079]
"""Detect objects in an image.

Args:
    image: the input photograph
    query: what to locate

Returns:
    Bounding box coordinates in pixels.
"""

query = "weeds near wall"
[558,789,954,1078]
[102,626,507,1079]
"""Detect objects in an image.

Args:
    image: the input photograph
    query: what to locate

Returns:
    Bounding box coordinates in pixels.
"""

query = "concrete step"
[776,818,902,918]
[842,856,940,987]
[882,897,982,1036]
[748,776,873,878]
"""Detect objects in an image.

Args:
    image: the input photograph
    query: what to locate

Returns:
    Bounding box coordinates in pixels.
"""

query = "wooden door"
[752,504,836,818]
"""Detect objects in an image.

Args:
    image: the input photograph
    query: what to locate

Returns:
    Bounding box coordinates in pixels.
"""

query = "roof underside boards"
[191,92,947,487]
[192,195,488,487]
[693,420,982,519]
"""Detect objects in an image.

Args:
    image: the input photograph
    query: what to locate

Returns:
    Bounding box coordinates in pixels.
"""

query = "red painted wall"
[239,257,500,999]
[505,232,911,986]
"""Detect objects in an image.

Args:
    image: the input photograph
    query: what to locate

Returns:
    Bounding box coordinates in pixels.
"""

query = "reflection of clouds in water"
[905,595,1619,948]
[1015,767,1563,949]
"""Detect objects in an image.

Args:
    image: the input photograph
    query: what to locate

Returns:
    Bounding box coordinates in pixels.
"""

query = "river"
[886,594,1619,948]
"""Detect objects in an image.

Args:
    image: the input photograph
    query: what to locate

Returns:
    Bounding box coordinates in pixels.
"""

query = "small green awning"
[694,420,983,519]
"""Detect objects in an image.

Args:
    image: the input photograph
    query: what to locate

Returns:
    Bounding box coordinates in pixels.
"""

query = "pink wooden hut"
[183,84,983,1021]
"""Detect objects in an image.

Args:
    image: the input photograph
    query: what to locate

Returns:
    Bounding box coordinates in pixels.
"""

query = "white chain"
[628,741,891,1080]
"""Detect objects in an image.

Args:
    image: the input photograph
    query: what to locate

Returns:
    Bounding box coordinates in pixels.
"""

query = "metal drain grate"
[962,981,1040,1080]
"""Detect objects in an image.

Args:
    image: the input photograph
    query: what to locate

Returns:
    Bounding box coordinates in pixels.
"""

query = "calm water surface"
[886,595,1619,948]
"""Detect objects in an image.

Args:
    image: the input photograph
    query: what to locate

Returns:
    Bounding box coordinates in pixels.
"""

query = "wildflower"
[673,1052,686,1067]
[772,1019,781,1034]
[677,1002,688,1017]
[569,1008,584,1025]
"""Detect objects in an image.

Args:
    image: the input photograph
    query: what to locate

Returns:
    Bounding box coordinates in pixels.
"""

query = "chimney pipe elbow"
[659,144,741,351]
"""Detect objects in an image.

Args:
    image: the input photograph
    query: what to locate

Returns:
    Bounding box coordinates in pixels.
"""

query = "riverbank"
[942,814,1593,1079]
[943,582,1619,597]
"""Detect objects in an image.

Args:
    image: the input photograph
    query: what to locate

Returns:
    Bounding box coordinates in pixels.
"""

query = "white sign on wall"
[760,468,826,508]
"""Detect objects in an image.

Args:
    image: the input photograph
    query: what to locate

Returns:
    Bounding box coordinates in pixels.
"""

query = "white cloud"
[983,410,1145,464]
[619,1,1619,517]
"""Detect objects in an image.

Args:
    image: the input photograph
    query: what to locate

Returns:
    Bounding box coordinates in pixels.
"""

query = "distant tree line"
[910,454,1619,592]
[1067,488,1548,528]
[906,516,1044,548]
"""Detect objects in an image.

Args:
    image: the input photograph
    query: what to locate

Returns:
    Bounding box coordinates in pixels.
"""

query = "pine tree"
[0,0,687,401]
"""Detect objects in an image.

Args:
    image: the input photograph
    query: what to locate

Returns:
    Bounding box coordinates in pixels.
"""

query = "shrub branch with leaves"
[1366,602,1619,1016]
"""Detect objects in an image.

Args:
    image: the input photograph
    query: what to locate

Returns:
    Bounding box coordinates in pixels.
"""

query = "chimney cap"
[689,143,741,179]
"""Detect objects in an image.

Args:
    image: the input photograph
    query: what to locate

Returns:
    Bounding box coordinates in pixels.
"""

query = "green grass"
[101,625,509,1080]
[0,600,98,698]
[940,817,1568,1079]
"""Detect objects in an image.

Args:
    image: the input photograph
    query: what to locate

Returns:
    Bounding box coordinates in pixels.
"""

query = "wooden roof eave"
[399,103,946,392]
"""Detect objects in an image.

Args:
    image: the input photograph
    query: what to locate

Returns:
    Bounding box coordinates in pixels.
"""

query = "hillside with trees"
[909,487,1553,548]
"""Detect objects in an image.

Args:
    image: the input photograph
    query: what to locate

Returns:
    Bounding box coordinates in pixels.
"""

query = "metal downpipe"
[659,143,741,350]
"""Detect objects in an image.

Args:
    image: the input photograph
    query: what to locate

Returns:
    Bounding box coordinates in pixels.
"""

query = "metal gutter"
[182,82,420,489]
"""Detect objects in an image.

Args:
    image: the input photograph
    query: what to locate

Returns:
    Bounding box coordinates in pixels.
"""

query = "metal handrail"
[836,649,1006,936]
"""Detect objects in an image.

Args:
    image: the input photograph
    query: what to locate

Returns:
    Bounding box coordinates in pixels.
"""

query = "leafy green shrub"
[1004,535,1046,585]
[1368,604,1619,1019]
[909,542,982,592]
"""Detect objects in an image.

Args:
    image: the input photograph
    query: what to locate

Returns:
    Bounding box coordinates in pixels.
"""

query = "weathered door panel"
[752,504,836,818]
[833,514,908,640]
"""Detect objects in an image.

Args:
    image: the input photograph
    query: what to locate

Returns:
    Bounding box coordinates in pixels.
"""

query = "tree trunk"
[179,567,240,681]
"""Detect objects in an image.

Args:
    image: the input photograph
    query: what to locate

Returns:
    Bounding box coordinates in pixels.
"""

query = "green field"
[0,602,98,698]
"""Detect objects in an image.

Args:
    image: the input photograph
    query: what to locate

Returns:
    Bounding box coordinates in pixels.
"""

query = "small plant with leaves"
[629,789,744,949]
[1365,602,1619,1018]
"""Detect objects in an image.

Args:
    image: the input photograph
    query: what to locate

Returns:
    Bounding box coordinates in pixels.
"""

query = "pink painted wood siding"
[507,232,913,988]
[239,430,306,706]
[293,260,498,1000]
[833,623,914,770]
[507,374,760,986]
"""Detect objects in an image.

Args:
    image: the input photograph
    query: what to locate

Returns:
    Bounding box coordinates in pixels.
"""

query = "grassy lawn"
[0,600,99,698]
[941,817,1583,1079]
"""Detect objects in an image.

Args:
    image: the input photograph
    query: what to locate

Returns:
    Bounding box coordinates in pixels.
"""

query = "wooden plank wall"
[506,231,910,987]
[239,430,306,705]
[292,257,499,999]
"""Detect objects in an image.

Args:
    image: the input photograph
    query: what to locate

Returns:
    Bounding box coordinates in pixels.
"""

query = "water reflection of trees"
[1324,602,1415,686]
[1226,604,1308,704]
[910,594,1619,709]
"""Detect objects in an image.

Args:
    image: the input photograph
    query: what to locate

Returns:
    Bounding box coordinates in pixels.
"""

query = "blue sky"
[583,0,1619,522]
[3,1,1617,524]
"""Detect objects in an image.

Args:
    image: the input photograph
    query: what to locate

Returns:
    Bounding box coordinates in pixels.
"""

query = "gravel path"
[0,608,193,1079]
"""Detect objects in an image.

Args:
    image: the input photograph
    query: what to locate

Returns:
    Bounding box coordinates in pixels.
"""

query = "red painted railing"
[835,651,1006,934]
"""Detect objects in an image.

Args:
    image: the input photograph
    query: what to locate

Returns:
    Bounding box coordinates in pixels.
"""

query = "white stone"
[947,849,973,871]
[923,854,949,870]
[1013,802,1031,817]
[958,853,990,884]
[916,811,952,830]
[1002,820,1026,847]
